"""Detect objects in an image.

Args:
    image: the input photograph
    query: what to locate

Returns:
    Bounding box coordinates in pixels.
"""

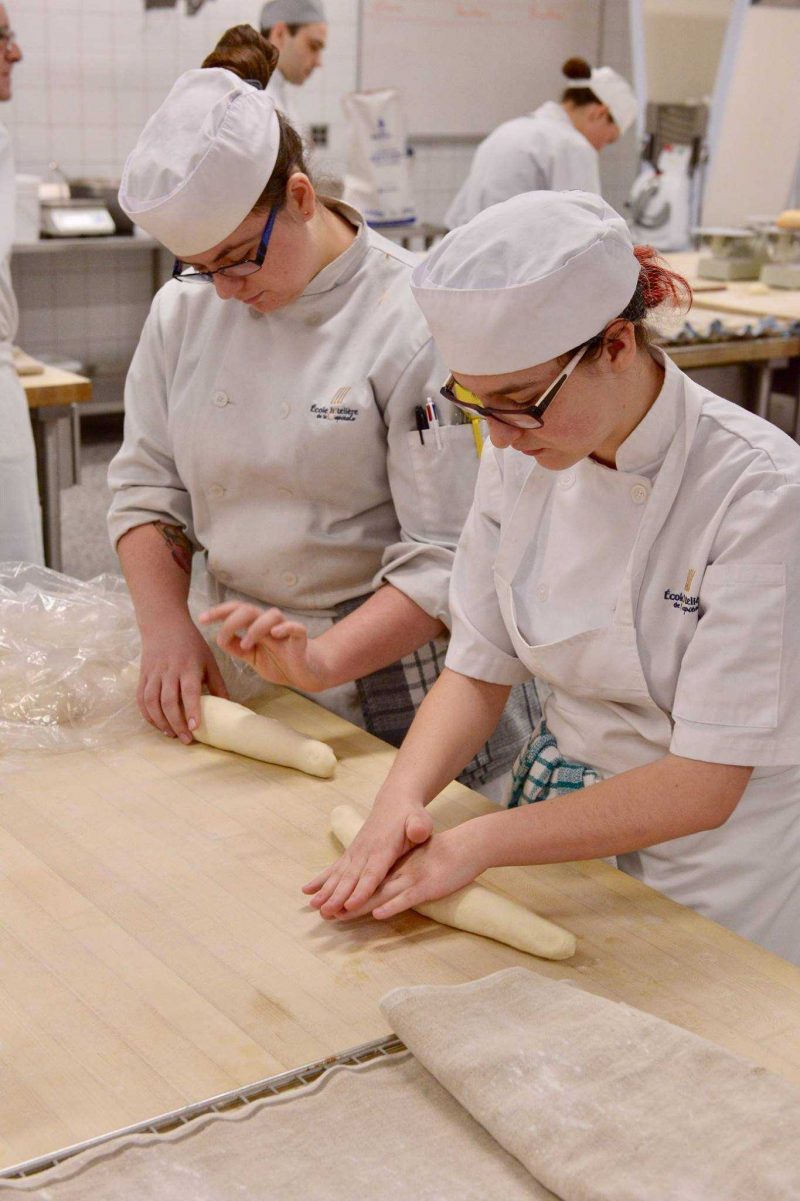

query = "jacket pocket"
[672,563,785,729]
[406,424,480,542]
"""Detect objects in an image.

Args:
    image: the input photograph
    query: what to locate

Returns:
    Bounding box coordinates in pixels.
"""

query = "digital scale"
[695,227,765,281]
[40,198,116,238]
[760,223,800,290]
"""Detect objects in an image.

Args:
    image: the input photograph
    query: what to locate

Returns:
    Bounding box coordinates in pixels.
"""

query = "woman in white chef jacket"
[445,57,637,230]
[308,191,800,965]
[109,27,535,793]
[0,11,43,564]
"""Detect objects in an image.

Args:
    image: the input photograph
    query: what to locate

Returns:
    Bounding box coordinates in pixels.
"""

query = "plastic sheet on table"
[0,563,268,758]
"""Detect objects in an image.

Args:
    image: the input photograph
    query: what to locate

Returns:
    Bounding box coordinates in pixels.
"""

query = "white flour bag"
[342,88,416,226]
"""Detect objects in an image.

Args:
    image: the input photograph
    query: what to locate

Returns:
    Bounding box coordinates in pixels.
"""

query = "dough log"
[194,696,336,778]
[330,804,576,961]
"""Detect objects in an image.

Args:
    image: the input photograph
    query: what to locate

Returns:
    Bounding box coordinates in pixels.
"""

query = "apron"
[492,378,800,962]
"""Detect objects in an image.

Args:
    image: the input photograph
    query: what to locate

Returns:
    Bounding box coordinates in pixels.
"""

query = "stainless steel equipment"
[695,226,765,281]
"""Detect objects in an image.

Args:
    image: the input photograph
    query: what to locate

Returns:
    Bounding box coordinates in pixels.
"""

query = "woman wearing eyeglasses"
[308,191,800,964]
[108,26,535,795]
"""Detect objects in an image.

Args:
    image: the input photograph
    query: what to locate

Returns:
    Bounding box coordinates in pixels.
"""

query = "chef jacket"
[108,201,478,626]
[446,349,800,960]
[445,102,601,230]
[0,121,19,345]
[0,120,43,564]
[265,68,303,134]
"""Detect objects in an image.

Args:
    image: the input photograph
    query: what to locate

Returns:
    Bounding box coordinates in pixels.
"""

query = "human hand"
[138,616,228,743]
[339,822,487,922]
[302,799,435,918]
[198,602,331,692]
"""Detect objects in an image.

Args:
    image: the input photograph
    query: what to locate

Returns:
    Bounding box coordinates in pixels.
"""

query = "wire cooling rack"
[1,1034,406,1181]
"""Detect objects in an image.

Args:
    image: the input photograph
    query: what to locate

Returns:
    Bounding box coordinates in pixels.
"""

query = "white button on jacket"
[445,102,601,230]
[447,350,800,963]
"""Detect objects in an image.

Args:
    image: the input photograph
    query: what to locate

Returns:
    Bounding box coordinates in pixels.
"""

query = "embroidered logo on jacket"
[311,385,359,423]
[664,568,699,613]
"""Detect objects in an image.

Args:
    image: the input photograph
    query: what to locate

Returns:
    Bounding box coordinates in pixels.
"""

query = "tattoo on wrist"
[155,522,193,575]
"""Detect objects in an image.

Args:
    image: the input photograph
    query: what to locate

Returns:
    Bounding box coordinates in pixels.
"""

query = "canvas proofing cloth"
[383,969,800,1201]
[4,968,798,1200]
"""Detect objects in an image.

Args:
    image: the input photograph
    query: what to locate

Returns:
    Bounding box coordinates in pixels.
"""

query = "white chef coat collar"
[531,100,573,125]
[614,347,683,479]
[300,198,367,296]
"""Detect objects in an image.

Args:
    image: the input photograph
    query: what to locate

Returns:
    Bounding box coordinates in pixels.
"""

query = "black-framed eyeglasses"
[172,205,280,284]
[440,342,589,430]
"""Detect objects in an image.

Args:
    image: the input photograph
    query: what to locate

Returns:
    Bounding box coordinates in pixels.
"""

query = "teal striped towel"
[506,721,599,808]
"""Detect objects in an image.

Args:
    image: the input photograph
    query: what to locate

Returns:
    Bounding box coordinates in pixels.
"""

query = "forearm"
[117,522,194,634]
[463,754,753,870]
[376,667,512,805]
[312,584,445,688]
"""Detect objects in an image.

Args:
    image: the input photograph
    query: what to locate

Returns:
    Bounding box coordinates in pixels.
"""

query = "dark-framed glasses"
[440,342,589,430]
[0,26,18,46]
[172,205,279,283]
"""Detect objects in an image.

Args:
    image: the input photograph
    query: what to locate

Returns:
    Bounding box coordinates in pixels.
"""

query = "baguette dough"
[194,696,336,778]
[330,804,576,961]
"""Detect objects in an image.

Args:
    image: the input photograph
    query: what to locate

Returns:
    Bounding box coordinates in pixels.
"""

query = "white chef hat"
[259,0,326,27]
[410,191,641,376]
[119,68,281,257]
[588,66,637,135]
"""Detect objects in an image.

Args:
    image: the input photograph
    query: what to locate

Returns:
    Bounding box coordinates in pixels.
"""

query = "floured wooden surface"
[0,688,799,1172]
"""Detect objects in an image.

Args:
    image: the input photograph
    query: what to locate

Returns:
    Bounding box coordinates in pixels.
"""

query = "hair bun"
[202,24,279,88]
[562,56,592,81]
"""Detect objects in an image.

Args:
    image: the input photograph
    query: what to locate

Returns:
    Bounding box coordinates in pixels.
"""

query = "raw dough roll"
[330,804,576,961]
[194,696,336,778]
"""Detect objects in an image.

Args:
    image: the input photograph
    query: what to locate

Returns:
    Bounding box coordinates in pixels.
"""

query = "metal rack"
[1,1034,406,1183]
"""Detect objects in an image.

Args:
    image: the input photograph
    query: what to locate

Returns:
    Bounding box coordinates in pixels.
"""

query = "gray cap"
[259,0,326,28]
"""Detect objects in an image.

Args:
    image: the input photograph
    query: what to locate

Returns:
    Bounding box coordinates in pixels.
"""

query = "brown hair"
[562,246,692,362]
[560,55,602,108]
[201,24,311,212]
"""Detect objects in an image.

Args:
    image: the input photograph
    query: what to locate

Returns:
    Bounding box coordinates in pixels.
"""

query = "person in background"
[308,191,800,966]
[110,26,536,800]
[259,0,326,131]
[445,57,637,230]
[0,6,42,565]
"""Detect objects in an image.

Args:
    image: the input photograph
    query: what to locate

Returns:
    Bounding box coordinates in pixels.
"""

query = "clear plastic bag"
[0,562,268,757]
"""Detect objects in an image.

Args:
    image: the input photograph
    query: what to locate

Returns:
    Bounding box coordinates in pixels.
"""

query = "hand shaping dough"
[194,696,336,778]
[330,804,576,961]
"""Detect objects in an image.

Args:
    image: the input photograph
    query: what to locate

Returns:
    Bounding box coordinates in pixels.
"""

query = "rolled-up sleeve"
[107,297,195,550]
[374,338,480,627]
[446,446,532,686]
[671,483,800,765]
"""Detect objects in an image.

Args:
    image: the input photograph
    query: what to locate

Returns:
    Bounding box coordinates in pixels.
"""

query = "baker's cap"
[410,191,640,375]
[588,66,637,135]
[259,0,326,28]
[119,68,281,257]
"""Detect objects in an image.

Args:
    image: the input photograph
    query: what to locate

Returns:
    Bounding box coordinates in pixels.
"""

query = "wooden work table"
[664,250,800,323]
[20,362,93,573]
[1,688,799,1171]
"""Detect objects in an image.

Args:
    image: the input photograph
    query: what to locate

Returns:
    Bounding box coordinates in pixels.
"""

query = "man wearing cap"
[445,56,637,229]
[259,0,326,131]
[308,190,800,966]
[0,6,42,564]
